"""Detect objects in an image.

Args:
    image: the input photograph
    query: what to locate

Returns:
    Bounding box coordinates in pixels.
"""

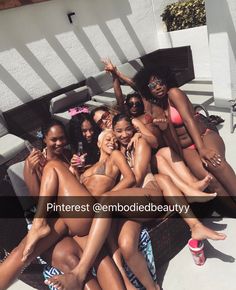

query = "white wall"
[153,0,211,79]
[0,0,159,112]
[169,26,211,79]
[205,0,236,107]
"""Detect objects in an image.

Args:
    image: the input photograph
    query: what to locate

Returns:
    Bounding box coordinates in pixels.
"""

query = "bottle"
[77,142,85,168]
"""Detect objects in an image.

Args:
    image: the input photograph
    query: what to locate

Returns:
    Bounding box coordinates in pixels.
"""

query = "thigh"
[118,220,142,250]
[183,148,209,179]
[202,130,225,157]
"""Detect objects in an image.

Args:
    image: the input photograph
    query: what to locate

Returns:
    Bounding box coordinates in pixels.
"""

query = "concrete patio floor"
[8,79,236,290]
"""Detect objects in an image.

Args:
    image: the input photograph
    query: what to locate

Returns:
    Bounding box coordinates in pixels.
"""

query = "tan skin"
[112,118,225,290]
[103,59,215,199]
[22,130,135,261]
[146,76,236,206]
[0,154,226,290]
[22,125,128,290]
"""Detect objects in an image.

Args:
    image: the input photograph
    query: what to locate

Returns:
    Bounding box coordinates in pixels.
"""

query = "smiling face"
[113,118,134,147]
[44,125,67,156]
[98,130,118,155]
[93,110,113,130]
[148,75,168,99]
[126,96,144,117]
[81,120,94,143]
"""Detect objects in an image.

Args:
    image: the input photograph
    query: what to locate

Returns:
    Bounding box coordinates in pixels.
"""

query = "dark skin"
[146,76,236,204]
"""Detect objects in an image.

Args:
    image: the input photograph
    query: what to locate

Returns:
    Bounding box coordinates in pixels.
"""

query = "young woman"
[24,119,71,197]
[22,129,135,261]
[134,67,236,213]
[69,112,100,167]
[22,119,127,290]
[102,59,214,199]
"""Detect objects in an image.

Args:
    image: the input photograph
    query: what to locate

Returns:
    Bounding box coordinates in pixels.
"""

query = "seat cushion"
[0,134,26,165]
[50,86,90,114]
[86,71,113,96]
[0,111,8,137]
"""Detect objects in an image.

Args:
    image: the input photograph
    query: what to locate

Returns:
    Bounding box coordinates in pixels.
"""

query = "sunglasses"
[148,78,165,90]
[96,111,111,128]
[127,101,142,108]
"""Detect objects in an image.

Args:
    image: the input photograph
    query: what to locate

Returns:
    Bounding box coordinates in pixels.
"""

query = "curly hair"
[133,65,177,101]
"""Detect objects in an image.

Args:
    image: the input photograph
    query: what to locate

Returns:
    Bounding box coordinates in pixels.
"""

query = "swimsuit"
[80,161,116,184]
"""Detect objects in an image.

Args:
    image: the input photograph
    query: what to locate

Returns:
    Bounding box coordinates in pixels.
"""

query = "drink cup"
[188,238,205,266]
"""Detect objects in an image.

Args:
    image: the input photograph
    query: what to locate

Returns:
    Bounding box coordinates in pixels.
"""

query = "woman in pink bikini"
[134,67,236,213]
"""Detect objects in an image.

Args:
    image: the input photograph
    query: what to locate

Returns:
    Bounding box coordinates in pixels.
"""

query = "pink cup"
[188,238,205,266]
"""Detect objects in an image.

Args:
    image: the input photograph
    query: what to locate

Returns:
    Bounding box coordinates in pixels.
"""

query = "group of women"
[1,59,235,290]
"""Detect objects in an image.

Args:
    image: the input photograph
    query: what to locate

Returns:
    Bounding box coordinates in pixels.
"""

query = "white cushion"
[50,86,90,114]
[0,134,26,165]
[86,71,113,96]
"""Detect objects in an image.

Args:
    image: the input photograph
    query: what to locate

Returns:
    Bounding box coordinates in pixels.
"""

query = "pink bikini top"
[169,105,183,126]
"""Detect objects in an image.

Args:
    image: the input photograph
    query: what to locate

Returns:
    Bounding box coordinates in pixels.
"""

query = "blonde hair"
[98,129,114,143]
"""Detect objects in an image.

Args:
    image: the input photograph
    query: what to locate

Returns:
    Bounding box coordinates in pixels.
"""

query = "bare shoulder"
[110,150,124,160]
[168,87,189,104]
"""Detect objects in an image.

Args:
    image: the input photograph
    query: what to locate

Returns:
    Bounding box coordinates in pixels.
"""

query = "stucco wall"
[169,26,211,79]
[205,0,236,107]
[0,0,159,112]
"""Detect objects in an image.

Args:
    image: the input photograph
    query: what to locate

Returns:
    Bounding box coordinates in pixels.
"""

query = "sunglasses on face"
[127,101,142,108]
[148,78,165,90]
[96,111,111,128]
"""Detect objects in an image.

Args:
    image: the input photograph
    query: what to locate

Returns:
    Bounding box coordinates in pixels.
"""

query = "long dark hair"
[69,113,100,165]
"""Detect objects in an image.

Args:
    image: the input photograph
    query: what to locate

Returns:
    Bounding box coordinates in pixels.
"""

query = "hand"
[70,153,87,168]
[101,58,117,74]
[199,147,222,167]
[131,118,142,132]
[26,149,44,173]
[153,118,168,131]
[127,132,142,150]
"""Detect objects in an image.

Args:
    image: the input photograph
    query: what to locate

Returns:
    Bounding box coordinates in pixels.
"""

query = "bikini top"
[80,161,116,184]
[169,105,184,126]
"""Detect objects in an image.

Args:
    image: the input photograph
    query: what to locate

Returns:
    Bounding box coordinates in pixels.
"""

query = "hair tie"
[68,106,89,117]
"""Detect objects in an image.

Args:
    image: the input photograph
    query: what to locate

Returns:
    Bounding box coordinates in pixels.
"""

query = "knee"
[156,147,170,158]
[52,250,79,272]
[44,160,64,171]
[118,236,137,261]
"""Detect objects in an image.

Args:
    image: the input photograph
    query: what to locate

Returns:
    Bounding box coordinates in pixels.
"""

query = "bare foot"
[183,186,217,203]
[22,220,50,262]
[45,272,82,290]
[191,222,226,241]
[192,174,213,191]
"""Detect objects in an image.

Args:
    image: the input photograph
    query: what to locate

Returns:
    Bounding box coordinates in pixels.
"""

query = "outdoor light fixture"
[67,12,76,24]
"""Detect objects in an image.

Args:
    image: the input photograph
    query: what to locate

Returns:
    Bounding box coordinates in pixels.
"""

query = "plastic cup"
[188,238,205,266]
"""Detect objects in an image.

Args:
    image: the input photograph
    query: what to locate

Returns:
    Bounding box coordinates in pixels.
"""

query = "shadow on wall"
[0,0,150,112]
[206,0,236,64]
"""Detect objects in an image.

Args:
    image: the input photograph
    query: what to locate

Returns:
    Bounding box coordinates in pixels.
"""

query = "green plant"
[161,0,206,32]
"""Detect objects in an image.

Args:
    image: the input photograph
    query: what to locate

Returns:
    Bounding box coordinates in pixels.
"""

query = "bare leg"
[155,174,226,241]
[23,160,92,262]
[157,147,212,191]
[202,130,236,196]
[118,220,159,290]
[183,148,236,215]
[45,184,224,290]
[0,218,67,290]
[156,154,216,202]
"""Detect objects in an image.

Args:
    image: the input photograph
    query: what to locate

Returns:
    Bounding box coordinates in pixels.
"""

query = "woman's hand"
[70,153,87,168]
[127,132,142,150]
[199,147,221,167]
[26,149,45,173]
[101,58,117,74]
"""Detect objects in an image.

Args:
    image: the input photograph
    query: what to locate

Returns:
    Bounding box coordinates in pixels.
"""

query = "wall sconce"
[67,12,76,24]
